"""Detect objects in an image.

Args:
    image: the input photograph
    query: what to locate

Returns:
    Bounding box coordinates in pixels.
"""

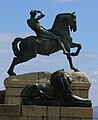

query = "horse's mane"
[50,13,71,31]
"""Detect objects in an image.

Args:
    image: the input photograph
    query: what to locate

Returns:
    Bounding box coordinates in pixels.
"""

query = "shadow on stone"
[0,90,5,104]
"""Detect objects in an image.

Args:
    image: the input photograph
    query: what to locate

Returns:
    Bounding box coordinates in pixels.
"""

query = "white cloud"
[80,53,98,58]
[87,70,98,82]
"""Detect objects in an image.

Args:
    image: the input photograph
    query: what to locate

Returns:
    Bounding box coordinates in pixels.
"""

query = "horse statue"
[7,11,81,76]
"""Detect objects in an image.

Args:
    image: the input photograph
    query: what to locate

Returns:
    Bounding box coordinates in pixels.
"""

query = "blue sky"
[0,0,98,106]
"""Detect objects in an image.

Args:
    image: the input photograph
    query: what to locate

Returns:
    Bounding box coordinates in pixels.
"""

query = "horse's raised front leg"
[66,54,79,72]
[70,42,82,56]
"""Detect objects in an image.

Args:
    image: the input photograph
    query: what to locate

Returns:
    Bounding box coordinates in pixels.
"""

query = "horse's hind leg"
[7,57,18,76]
[66,54,79,72]
[7,54,36,76]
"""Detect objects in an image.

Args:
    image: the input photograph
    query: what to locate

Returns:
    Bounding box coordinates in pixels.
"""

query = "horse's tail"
[12,38,22,57]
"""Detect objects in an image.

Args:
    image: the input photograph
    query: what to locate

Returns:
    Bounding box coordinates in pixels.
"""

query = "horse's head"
[67,12,77,32]
[55,12,77,32]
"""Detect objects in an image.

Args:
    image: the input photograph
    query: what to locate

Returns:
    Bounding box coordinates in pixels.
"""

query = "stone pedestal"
[4,71,91,105]
[0,104,93,120]
[0,71,93,120]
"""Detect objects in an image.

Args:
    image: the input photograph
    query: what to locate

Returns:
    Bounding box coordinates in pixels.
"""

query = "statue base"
[21,98,92,107]
[0,104,93,120]
[4,71,91,105]
[0,70,93,120]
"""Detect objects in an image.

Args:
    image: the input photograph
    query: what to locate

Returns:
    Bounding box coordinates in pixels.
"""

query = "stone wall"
[0,104,93,120]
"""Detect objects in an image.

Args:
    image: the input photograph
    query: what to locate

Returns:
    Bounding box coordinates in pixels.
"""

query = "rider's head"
[30,10,37,18]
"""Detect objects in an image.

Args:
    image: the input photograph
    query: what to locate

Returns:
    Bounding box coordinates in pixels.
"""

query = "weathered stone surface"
[22,105,46,117]
[28,117,60,120]
[28,116,47,120]
[0,104,21,116]
[73,89,89,98]
[37,72,51,83]
[0,116,27,120]
[0,90,5,104]
[22,105,93,119]
[4,96,21,104]
[5,87,22,96]
[0,105,93,120]
[67,72,90,83]
[46,106,60,118]
[4,71,91,104]
[61,118,92,120]
[4,72,38,88]
[61,107,93,118]
[4,72,50,88]
[4,71,90,87]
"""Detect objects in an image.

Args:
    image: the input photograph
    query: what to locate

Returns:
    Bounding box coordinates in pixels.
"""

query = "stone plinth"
[4,71,91,104]
[0,104,93,120]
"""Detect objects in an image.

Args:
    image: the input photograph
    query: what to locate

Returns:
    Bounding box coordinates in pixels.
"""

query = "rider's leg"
[42,30,69,54]
[57,38,70,54]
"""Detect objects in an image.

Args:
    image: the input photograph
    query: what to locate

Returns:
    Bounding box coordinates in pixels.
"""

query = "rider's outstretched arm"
[35,10,45,20]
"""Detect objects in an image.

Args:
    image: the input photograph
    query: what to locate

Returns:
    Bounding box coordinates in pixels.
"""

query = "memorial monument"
[0,10,93,120]
[7,10,81,76]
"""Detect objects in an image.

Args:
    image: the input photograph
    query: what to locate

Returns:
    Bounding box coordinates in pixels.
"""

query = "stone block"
[61,118,79,120]
[4,96,21,104]
[4,72,38,88]
[44,117,60,120]
[72,89,89,98]
[0,116,27,120]
[22,105,46,117]
[0,105,93,120]
[38,72,51,83]
[61,107,93,119]
[5,87,23,96]
[21,105,93,119]
[28,116,47,120]
[61,118,92,120]
[46,106,60,118]
[0,104,21,116]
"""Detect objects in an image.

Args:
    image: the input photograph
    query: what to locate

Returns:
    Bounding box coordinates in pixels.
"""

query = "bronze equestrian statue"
[7,10,81,76]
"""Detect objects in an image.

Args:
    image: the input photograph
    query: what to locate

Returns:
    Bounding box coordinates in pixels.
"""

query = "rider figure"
[27,10,68,54]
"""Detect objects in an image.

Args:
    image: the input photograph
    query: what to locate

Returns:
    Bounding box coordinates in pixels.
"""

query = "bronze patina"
[7,10,81,76]
[20,69,92,107]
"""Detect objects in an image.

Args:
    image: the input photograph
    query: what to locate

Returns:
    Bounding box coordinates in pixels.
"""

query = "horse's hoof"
[71,52,78,56]
[11,73,16,76]
[74,69,80,72]
[7,70,16,76]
